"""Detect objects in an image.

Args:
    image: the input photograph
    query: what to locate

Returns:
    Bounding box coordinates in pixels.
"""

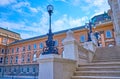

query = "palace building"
[0,12,115,78]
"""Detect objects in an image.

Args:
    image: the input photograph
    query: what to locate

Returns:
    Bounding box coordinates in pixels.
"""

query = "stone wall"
[108,0,120,45]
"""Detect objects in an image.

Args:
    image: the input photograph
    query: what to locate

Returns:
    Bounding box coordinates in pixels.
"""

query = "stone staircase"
[71,46,120,79]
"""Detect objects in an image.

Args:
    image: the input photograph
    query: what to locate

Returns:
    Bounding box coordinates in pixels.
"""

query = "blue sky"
[0,0,110,39]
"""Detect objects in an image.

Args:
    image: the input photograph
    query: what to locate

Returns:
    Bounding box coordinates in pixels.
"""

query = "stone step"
[71,76,120,79]
[92,59,120,62]
[74,71,120,76]
[78,62,120,67]
[76,66,120,71]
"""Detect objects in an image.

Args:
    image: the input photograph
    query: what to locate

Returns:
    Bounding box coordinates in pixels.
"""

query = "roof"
[9,25,85,45]
[0,27,20,35]
[91,12,111,24]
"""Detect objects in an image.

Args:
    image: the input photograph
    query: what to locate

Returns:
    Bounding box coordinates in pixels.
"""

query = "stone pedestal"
[62,30,79,60]
[37,54,76,79]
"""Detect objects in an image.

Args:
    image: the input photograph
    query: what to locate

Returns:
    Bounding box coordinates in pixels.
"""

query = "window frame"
[80,35,86,42]
[105,30,112,38]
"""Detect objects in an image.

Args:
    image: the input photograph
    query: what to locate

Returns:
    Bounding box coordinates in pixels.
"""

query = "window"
[14,68,16,72]
[39,43,44,49]
[33,53,37,61]
[34,44,37,50]
[106,30,112,38]
[1,49,4,53]
[55,40,58,46]
[10,56,13,64]
[80,35,86,42]
[0,57,3,63]
[27,54,30,62]
[28,45,31,51]
[15,56,18,64]
[21,54,24,62]
[9,68,11,72]
[7,49,9,53]
[5,57,8,64]
[2,38,7,45]
[27,67,29,72]
[16,47,19,53]
[33,67,36,72]
[21,67,23,73]
[22,47,25,51]
[12,48,14,53]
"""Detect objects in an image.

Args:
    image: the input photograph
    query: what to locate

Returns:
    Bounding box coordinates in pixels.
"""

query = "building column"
[100,31,105,47]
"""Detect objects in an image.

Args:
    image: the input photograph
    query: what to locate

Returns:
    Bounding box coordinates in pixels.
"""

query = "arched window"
[105,30,112,38]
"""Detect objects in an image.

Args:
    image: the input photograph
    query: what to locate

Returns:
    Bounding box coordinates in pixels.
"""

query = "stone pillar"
[108,0,120,46]
[62,30,79,60]
[37,54,76,79]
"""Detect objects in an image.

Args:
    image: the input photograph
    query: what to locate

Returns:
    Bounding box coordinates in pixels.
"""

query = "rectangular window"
[28,45,31,51]
[22,47,25,51]
[55,40,58,46]
[34,44,37,50]
[33,67,35,72]
[27,54,30,62]
[27,67,29,72]
[16,47,19,53]
[106,30,112,38]
[2,38,7,45]
[1,49,4,53]
[14,68,16,72]
[10,56,13,64]
[39,43,44,49]
[80,35,86,42]
[0,57,3,63]
[12,48,14,53]
[15,56,18,64]
[22,55,24,62]
[9,68,11,72]
[5,57,8,64]
[21,67,23,73]
[7,49,9,53]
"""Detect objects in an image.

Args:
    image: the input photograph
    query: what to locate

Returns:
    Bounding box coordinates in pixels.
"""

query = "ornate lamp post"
[42,5,58,55]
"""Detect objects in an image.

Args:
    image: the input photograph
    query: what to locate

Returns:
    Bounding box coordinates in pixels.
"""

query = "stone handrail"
[62,30,96,65]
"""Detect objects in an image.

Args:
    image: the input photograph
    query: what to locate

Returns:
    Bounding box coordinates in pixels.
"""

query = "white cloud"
[0,0,16,6]
[11,1,41,13]
[81,0,110,17]
[52,14,88,32]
